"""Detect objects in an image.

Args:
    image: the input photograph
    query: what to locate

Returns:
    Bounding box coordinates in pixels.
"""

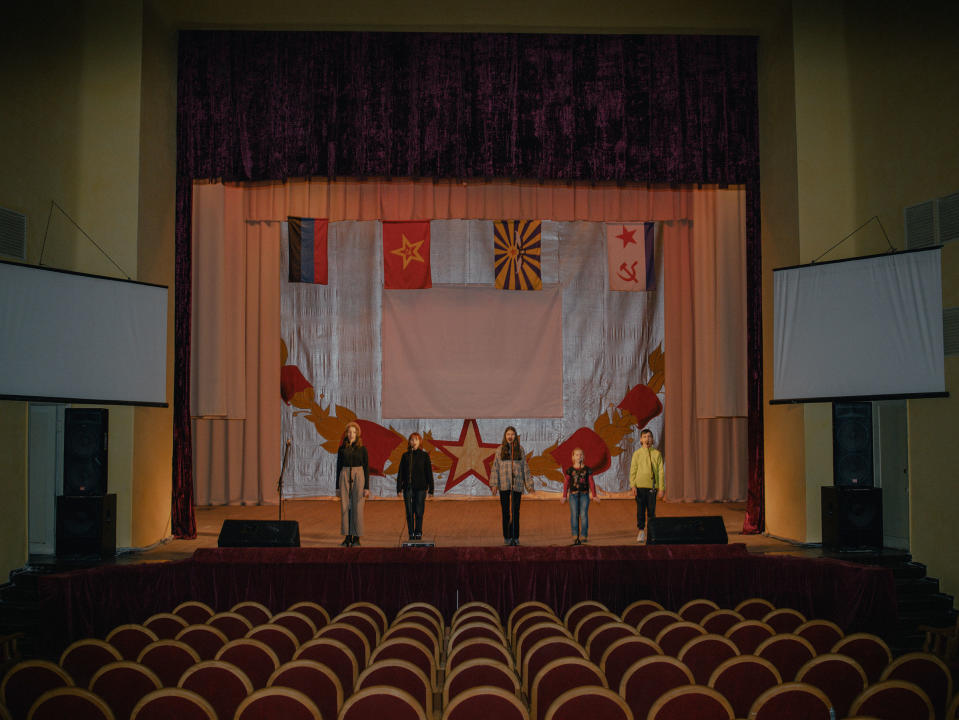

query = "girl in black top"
[336,421,369,546]
[396,432,434,541]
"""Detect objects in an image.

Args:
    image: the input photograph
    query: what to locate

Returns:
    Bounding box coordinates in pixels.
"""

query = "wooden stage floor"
[135,498,807,562]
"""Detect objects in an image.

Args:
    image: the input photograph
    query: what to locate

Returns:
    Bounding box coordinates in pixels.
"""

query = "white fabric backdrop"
[280,219,664,498]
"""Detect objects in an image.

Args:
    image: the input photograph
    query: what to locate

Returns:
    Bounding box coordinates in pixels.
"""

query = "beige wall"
[0,0,146,574]
[842,1,959,594]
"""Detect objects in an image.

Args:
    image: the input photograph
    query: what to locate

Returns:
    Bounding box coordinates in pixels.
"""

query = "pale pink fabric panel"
[191,207,282,505]
[695,417,748,501]
[663,213,748,502]
[192,418,245,505]
[245,222,281,504]
[663,220,697,500]
[381,287,564,419]
[693,188,748,418]
[233,178,705,222]
[191,183,247,419]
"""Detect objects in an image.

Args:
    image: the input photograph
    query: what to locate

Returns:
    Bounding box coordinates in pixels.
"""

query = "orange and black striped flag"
[493,220,542,290]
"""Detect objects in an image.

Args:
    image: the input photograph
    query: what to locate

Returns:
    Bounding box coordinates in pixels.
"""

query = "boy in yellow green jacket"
[629,428,664,543]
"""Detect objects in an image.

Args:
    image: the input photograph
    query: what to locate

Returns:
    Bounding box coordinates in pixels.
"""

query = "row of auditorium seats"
[2,596,956,720]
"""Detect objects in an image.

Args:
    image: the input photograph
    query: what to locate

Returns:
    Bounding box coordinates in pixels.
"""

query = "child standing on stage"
[396,432,434,541]
[629,427,664,543]
[561,447,599,545]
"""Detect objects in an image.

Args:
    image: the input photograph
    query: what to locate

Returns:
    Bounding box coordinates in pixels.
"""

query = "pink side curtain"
[192,184,281,504]
[191,178,746,505]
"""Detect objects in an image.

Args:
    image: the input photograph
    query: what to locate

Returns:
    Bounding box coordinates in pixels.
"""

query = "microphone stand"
[277,438,292,521]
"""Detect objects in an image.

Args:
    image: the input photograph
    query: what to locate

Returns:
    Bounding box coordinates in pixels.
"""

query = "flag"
[288,217,328,284]
[493,220,542,290]
[383,221,431,289]
[606,222,655,291]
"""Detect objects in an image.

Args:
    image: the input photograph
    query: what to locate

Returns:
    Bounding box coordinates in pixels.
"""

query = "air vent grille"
[944,307,959,357]
[0,206,26,260]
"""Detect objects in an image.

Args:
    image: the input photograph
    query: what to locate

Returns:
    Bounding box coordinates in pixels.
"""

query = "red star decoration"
[616,225,638,248]
[432,419,500,492]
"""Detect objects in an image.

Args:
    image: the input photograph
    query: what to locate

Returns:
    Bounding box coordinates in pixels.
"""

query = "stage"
[145,498,783,558]
[27,500,898,658]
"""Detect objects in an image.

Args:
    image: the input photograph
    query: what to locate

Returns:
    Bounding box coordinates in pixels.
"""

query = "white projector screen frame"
[0,261,168,406]
[772,247,946,403]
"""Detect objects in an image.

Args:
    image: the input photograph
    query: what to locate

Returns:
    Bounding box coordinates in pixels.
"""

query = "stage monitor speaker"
[218,519,301,548]
[833,401,873,487]
[647,516,728,545]
[56,494,117,557]
[821,486,882,551]
[63,407,108,496]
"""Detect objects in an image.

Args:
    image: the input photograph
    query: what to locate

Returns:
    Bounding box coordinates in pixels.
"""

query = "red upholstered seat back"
[246,624,299,664]
[175,624,229,660]
[215,638,280,689]
[106,625,159,661]
[647,685,734,720]
[676,634,739,685]
[27,687,114,720]
[270,611,318,644]
[531,659,604,720]
[293,637,358,694]
[130,688,217,720]
[795,653,867,720]
[794,619,844,655]
[90,661,163,720]
[205,612,253,640]
[136,640,201,687]
[707,655,781,719]
[724,620,774,654]
[620,656,693,720]
[59,639,123,689]
[235,687,323,720]
[748,682,832,720]
[179,660,253,720]
[600,635,662,692]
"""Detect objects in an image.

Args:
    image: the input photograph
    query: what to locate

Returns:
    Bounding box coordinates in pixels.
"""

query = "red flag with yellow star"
[383,221,431,289]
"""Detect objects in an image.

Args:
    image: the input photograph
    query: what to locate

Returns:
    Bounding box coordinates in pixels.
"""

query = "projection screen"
[0,261,168,406]
[773,247,945,403]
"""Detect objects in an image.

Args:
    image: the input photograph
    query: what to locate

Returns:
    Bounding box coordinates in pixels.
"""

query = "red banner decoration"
[383,221,431,289]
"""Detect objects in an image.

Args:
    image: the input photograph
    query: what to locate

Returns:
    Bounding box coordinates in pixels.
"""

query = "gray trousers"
[339,466,366,536]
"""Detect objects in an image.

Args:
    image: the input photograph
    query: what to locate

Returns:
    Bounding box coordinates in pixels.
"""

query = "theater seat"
[646,684,734,720]
[234,686,323,720]
[338,686,426,720]
[543,686,630,720]
[25,687,114,720]
[1,658,74,720]
[89,661,162,720]
[129,688,217,720]
[441,686,528,720]
[178,660,253,720]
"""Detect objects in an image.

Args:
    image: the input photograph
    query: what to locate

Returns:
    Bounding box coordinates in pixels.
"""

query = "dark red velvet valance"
[36,546,894,657]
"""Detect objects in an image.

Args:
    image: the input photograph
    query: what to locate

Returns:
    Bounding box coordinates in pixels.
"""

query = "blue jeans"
[569,493,590,538]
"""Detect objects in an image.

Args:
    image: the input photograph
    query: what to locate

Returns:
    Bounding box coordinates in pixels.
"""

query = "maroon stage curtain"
[174,32,762,537]
[35,546,894,657]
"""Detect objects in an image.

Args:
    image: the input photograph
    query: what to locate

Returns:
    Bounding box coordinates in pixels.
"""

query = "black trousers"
[403,489,426,535]
[499,490,522,540]
[635,488,658,529]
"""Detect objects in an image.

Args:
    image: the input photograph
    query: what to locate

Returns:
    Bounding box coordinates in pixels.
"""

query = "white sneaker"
[637,529,646,543]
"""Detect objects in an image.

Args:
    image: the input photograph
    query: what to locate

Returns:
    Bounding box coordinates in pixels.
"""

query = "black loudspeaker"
[64,408,109,496]
[833,401,873,487]
[218,520,301,548]
[56,494,117,557]
[821,486,882,551]
[647,516,728,545]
